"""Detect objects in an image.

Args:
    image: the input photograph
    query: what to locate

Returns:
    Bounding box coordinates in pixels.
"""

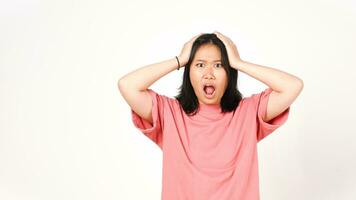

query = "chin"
[200,96,220,104]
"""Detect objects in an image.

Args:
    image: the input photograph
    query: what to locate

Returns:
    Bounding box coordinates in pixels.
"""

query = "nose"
[203,65,215,79]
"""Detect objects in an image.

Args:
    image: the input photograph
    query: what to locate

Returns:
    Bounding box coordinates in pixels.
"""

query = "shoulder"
[243,88,273,102]
[239,88,273,109]
[146,88,180,108]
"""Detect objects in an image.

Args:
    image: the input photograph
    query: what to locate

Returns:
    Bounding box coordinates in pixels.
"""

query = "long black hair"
[174,33,243,116]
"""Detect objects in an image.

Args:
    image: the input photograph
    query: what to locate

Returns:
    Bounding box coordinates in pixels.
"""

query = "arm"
[213,31,303,122]
[118,33,202,124]
[237,60,303,122]
[118,57,179,124]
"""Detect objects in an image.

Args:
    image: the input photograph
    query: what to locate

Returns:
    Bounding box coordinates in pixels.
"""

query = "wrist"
[176,55,187,70]
[175,56,181,70]
[231,59,244,70]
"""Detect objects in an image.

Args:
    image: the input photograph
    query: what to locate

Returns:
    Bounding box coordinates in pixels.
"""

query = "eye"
[216,63,222,68]
[196,63,204,67]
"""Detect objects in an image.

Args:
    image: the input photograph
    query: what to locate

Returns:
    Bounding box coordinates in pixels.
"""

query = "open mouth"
[203,84,216,98]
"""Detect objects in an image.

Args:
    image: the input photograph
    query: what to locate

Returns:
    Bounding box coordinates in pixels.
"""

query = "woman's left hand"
[214,31,243,70]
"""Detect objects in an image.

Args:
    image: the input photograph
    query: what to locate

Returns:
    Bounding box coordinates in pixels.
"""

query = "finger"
[214,32,226,41]
[216,32,232,43]
[191,33,203,41]
[214,31,225,38]
[195,33,203,39]
[214,31,222,39]
[217,32,227,40]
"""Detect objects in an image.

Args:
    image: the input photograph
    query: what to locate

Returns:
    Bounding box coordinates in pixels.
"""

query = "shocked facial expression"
[189,44,228,105]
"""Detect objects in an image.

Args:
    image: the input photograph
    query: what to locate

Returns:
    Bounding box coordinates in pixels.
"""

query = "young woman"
[118,31,303,200]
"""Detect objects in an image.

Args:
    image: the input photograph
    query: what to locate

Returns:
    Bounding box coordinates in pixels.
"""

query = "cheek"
[190,72,200,84]
[189,77,199,91]
[217,73,228,88]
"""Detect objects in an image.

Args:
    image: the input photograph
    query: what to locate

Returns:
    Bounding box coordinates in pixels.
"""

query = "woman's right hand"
[178,33,203,67]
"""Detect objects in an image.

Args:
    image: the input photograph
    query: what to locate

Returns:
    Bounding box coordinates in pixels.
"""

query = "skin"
[182,31,302,122]
[119,31,302,126]
[189,43,228,106]
[213,31,303,122]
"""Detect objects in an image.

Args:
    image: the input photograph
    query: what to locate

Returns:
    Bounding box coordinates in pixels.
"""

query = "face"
[189,44,228,105]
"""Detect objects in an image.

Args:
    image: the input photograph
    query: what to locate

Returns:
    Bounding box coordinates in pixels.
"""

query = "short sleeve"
[251,88,290,142]
[130,88,165,149]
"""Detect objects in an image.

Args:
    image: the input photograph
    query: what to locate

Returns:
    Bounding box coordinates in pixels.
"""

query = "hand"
[178,33,204,67]
[213,31,243,70]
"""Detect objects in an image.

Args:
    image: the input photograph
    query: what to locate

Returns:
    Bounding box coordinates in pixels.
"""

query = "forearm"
[236,60,303,92]
[118,57,179,91]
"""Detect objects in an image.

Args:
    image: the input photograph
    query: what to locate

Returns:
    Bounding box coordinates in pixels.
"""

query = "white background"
[1,0,355,199]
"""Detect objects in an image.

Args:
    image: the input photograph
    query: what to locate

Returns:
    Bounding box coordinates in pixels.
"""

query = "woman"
[118,31,303,200]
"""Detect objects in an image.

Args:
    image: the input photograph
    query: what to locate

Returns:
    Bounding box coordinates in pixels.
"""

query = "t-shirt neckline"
[189,103,226,122]
[198,103,221,112]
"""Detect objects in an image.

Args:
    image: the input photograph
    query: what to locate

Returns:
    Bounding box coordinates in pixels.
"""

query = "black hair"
[174,33,243,116]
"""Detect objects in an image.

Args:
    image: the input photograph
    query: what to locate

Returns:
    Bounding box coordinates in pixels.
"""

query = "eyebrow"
[195,59,221,62]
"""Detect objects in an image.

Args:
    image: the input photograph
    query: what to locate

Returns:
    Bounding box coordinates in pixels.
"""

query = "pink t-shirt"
[131,88,290,200]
